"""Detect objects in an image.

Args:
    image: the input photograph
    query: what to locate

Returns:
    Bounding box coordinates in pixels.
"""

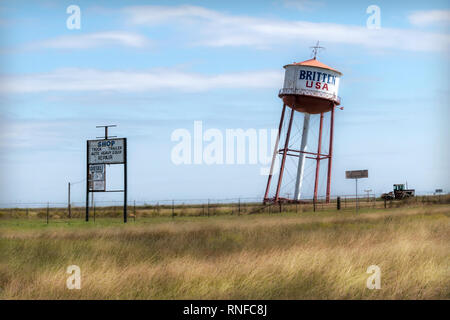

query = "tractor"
[381,184,415,200]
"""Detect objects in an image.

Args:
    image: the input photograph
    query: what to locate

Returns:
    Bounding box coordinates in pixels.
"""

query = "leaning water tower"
[264,43,343,203]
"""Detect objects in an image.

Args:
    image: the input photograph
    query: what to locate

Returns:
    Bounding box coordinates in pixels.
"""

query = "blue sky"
[0,0,449,205]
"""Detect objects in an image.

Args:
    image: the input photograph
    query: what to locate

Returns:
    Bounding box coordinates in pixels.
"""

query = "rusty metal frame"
[264,104,287,203]
[264,102,337,204]
[313,112,324,202]
[274,108,295,202]
[326,102,335,203]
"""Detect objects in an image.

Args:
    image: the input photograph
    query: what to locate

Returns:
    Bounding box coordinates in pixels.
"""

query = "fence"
[0,193,448,223]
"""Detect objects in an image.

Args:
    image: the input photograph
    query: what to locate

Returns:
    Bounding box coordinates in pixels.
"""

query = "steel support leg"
[275,108,295,202]
[264,104,287,202]
[313,112,324,202]
[326,104,335,203]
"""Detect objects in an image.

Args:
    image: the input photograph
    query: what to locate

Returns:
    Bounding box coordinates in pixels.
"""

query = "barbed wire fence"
[0,192,448,223]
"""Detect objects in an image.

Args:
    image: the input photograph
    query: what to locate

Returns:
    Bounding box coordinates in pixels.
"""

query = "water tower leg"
[294,113,311,201]
[326,103,335,203]
[264,104,286,202]
[275,108,295,202]
[313,113,324,202]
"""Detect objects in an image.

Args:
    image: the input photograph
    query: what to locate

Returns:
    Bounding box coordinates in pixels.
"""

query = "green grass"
[1,204,449,299]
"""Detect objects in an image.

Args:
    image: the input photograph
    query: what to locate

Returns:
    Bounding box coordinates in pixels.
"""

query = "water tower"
[264,43,342,203]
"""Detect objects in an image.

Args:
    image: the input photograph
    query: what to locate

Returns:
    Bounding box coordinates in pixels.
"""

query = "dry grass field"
[0,204,449,299]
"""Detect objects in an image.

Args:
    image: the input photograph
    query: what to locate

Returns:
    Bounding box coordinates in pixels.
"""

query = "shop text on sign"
[88,138,125,164]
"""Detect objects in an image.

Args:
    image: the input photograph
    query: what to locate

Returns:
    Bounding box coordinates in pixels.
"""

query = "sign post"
[86,126,127,223]
[124,138,127,223]
[345,170,368,213]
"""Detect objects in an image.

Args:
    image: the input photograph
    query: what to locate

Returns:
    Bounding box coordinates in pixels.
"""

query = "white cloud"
[123,5,450,52]
[29,31,150,49]
[0,68,283,93]
[408,10,450,27]
[281,0,324,11]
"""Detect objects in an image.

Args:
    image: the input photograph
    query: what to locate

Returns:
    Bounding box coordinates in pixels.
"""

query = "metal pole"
[313,112,324,202]
[326,103,335,203]
[275,108,295,202]
[68,182,71,219]
[264,104,286,202]
[294,113,311,200]
[86,141,89,222]
[124,138,127,223]
[172,200,174,219]
[91,191,94,212]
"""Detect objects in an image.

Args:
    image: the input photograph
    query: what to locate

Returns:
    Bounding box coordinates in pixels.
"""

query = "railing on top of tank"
[278,88,341,104]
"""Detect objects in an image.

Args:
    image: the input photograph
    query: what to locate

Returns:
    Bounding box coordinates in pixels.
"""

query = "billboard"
[89,164,105,191]
[88,138,125,164]
[345,170,368,179]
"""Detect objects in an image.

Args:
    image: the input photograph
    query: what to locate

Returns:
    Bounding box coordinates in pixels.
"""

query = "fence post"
[238,198,241,215]
[68,182,71,219]
[207,199,210,217]
[134,200,136,222]
[337,196,341,210]
[46,202,49,224]
[93,202,96,223]
[313,198,316,212]
[172,200,175,219]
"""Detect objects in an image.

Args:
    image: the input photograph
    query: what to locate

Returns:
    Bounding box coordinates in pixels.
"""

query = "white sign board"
[90,180,105,191]
[89,164,105,191]
[346,170,369,179]
[89,164,105,180]
[283,65,341,99]
[88,138,125,164]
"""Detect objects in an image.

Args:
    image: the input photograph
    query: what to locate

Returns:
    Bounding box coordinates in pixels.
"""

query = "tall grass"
[0,205,449,299]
